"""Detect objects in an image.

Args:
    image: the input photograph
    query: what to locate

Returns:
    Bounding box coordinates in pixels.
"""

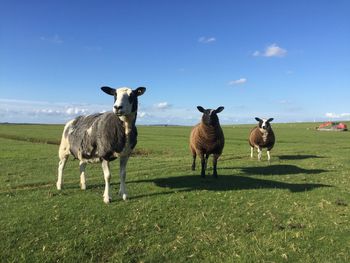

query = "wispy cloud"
[229,78,247,86]
[198,36,216,44]
[0,98,194,125]
[154,102,172,110]
[252,50,260,56]
[40,34,63,44]
[253,43,287,57]
[137,106,197,125]
[325,112,350,119]
[0,99,107,124]
[138,111,151,118]
[3,98,342,126]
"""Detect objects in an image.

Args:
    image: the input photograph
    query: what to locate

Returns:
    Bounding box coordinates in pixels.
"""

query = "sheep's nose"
[114,106,124,114]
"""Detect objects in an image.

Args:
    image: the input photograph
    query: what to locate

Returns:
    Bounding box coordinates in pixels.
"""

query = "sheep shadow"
[128,165,329,199]
[149,175,330,193]
[278,155,324,160]
[239,164,327,176]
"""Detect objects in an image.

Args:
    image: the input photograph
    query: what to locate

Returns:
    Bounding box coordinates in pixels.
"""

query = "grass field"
[0,122,349,262]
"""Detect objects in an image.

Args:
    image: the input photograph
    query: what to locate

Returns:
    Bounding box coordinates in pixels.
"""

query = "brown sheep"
[190,106,225,177]
[249,117,275,161]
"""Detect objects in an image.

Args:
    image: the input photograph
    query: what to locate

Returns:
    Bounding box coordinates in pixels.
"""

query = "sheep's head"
[197,106,224,126]
[255,117,274,132]
[101,86,146,116]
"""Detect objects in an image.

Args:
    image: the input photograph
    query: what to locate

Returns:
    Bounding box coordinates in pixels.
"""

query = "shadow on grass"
[129,174,331,200]
[238,164,327,176]
[278,154,324,160]
[155,175,329,193]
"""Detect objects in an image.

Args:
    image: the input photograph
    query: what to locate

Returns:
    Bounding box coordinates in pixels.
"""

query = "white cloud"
[0,99,108,124]
[139,111,152,118]
[229,78,247,85]
[325,112,350,119]
[36,109,61,116]
[154,102,171,110]
[253,43,287,57]
[40,34,63,44]
[198,36,216,43]
[5,99,348,126]
[65,107,89,115]
[264,44,287,57]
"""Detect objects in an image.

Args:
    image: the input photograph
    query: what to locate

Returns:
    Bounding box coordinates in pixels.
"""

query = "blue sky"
[1,0,349,125]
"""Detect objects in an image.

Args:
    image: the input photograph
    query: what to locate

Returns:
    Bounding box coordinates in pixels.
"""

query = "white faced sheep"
[249,117,275,161]
[56,86,146,203]
[190,106,225,178]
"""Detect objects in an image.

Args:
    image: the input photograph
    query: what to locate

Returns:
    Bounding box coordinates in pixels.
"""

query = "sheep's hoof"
[56,183,62,190]
[80,184,86,190]
[119,190,128,201]
[103,196,111,204]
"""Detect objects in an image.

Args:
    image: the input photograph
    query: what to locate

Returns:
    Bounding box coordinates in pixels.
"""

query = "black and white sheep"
[56,86,146,203]
[249,117,275,161]
[190,106,225,178]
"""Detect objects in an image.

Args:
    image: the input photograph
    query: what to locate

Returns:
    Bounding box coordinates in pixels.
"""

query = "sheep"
[56,86,146,203]
[190,106,225,178]
[249,117,275,161]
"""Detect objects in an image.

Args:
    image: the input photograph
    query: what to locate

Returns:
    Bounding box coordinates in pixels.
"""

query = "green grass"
[0,122,349,262]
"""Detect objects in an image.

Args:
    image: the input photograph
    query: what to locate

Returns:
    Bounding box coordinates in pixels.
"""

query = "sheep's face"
[255,117,274,132]
[197,106,224,126]
[101,86,146,116]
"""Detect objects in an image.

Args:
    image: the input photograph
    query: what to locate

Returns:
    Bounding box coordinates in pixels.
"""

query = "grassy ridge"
[0,123,349,262]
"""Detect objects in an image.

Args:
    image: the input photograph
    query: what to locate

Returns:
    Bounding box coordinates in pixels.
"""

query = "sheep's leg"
[57,121,72,190]
[212,154,219,178]
[79,161,87,190]
[102,160,111,204]
[119,156,129,201]
[57,156,68,190]
[199,153,206,178]
[204,154,209,171]
[191,153,196,171]
[250,147,254,158]
[257,147,262,161]
[57,137,70,190]
[267,150,271,162]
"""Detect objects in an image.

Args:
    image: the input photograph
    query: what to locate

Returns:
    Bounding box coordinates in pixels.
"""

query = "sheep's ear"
[101,86,115,96]
[267,118,274,123]
[215,106,224,113]
[255,117,262,122]
[135,87,146,96]
[197,106,205,113]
